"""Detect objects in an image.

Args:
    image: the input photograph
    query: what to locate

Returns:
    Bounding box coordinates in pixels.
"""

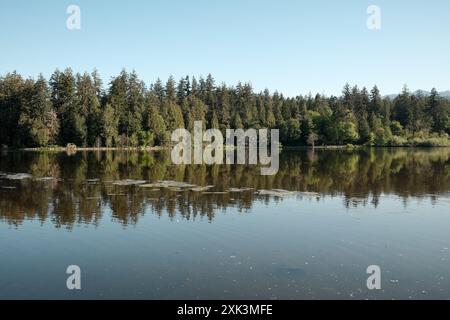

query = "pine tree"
[77,72,101,146]
[108,70,128,141]
[393,85,414,133]
[153,78,165,102]
[264,89,276,128]
[0,72,25,146]
[91,68,103,98]
[126,70,145,146]
[232,112,243,129]
[165,76,176,102]
[147,101,167,146]
[19,75,58,146]
[217,84,231,133]
[1,71,449,148]
[354,87,370,143]
[428,88,449,133]
[187,97,206,131]
[50,68,84,146]
[102,103,118,147]
[165,100,184,132]
[272,91,283,125]
[210,110,219,129]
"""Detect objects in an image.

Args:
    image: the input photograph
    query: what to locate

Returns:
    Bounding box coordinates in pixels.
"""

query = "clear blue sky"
[0,0,449,96]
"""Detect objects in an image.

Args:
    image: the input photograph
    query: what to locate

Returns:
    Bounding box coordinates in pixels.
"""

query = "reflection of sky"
[0,195,449,299]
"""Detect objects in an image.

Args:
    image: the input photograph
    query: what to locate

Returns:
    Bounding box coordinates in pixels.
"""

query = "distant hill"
[440,90,450,99]
[385,90,450,100]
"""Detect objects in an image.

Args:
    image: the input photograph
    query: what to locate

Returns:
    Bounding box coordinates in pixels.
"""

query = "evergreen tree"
[77,72,102,146]
[1,71,449,148]
[393,85,414,133]
[108,70,128,144]
[217,84,231,133]
[428,88,449,133]
[165,100,184,132]
[50,68,85,145]
[125,71,145,146]
[186,97,206,131]
[147,101,167,146]
[153,78,165,102]
[19,75,58,146]
[0,72,25,146]
[165,76,177,102]
[101,103,118,147]
[264,89,276,128]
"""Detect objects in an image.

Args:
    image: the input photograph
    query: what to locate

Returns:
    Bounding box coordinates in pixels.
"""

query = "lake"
[0,148,449,299]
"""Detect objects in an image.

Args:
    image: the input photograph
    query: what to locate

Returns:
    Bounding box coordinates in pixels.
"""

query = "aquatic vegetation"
[190,186,215,192]
[3,173,33,180]
[34,177,57,181]
[139,180,197,188]
[112,179,147,186]
[229,188,254,192]
[256,189,298,197]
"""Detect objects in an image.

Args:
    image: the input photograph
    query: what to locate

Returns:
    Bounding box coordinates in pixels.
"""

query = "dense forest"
[0,69,449,148]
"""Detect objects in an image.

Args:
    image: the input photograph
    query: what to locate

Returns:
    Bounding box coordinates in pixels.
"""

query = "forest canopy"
[0,69,449,148]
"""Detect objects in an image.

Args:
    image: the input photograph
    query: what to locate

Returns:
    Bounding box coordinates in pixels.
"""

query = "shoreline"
[4,144,450,152]
[17,146,167,152]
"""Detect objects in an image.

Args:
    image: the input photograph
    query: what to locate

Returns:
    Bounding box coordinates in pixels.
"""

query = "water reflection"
[0,148,449,228]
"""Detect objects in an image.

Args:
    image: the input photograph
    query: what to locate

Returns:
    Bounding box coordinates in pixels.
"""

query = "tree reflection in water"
[0,148,449,228]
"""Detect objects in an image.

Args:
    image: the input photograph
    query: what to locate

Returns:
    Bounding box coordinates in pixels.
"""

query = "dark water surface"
[0,148,449,299]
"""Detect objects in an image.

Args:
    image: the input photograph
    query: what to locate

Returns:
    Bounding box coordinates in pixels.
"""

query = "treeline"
[0,69,449,148]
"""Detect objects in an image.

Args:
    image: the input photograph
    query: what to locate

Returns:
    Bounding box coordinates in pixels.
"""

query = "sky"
[0,0,449,96]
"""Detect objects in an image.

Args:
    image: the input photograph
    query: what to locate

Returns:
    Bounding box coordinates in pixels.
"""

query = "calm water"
[0,148,449,299]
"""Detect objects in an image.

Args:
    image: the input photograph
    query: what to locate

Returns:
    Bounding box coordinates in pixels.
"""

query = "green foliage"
[390,121,404,136]
[280,119,301,145]
[147,103,167,146]
[18,75,59,146]
[102,103,118,147]
[138,131,154,147]
[0,71,449,148]
[339,120,359,144]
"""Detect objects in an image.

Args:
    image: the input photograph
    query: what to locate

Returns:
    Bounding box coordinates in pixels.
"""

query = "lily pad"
[35,177,56,181]
[190,185,215,192]
[229,187,254,192]
[113,179,147,186]
[297,191,319,197]
[4,173,33,180]
[256,189,296,197]
[202,191,228,194]
[139,180,196,188]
